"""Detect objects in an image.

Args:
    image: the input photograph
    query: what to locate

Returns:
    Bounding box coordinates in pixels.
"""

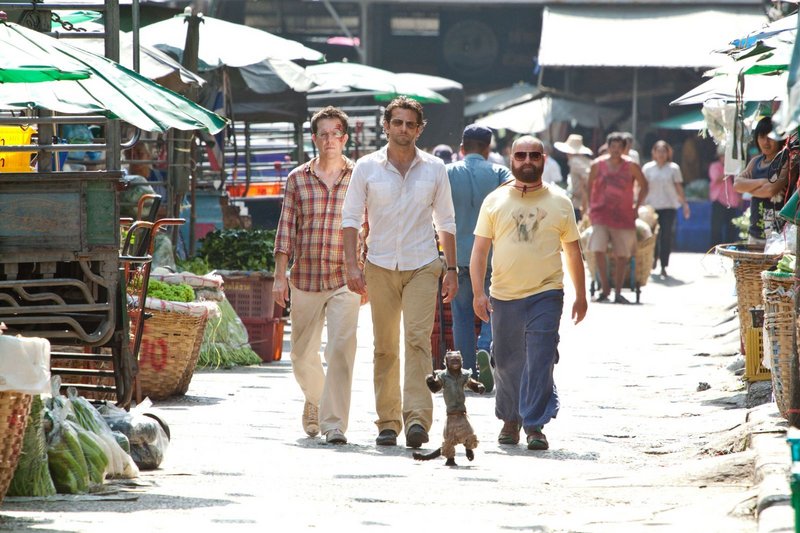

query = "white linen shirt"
[342,146,457,271]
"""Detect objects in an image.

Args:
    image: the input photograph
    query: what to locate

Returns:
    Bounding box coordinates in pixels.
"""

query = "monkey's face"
[446,357,462,372]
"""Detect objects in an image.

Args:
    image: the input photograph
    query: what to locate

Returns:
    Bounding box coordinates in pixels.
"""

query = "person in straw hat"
[554,134,593,222]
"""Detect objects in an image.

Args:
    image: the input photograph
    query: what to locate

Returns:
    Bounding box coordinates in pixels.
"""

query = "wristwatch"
[446,266,458,274]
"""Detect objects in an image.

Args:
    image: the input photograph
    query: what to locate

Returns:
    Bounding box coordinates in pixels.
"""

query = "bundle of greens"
[197,298,261,368]
[46,416,90,494]
[145,279,195,303]
[7,395,56,497]
[69,389,138,479]
[777,254,796,274]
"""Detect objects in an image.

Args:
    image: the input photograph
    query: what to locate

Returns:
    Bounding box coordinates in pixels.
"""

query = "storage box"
[0,125,34,173]
[242,317,285,363]
[744,326,770,382]
[221,272,280,320]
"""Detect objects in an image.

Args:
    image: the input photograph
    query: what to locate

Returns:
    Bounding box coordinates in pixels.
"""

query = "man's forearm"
[343,227,360,268]
[438,231,457,268]
[274,252,289,279]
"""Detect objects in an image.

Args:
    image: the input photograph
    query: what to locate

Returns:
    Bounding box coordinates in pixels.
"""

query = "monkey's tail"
[412,448,442,461]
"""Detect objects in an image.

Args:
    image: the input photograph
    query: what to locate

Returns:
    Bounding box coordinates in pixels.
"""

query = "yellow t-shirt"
[474,183,580,301]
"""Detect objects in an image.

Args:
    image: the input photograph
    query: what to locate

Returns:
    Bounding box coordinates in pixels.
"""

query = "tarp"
[538,5,765,68]
[475,95,623,134]
[464,83,539,118]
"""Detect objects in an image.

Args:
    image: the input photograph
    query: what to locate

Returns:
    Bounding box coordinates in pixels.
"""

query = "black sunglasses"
[512,151,543,162]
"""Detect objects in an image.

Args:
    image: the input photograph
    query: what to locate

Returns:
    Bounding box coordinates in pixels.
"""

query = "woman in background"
[709,145,743,245]
[642,140,690,278]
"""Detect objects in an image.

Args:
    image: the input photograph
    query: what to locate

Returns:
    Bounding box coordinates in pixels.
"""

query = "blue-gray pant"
[491,289,562,432]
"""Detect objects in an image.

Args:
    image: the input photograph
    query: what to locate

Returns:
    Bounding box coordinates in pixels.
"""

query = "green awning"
[652,110,706,130]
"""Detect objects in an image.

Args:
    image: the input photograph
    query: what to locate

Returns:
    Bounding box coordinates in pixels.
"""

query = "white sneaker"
[325,428,347,445]
[302,401,319,437]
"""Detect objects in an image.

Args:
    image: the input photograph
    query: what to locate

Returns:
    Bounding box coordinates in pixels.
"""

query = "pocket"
[413,180,435,207]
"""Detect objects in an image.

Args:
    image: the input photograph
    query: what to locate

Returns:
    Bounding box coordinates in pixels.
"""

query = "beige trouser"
[289,283,361,434]
[364,258,444,435]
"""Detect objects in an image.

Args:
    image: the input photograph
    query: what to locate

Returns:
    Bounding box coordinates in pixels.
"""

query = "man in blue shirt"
[446,124,511,393]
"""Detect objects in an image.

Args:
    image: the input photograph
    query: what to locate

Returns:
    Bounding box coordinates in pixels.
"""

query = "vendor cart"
[585,224,660,304]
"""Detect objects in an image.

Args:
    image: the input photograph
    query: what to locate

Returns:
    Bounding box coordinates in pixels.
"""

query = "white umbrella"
[476,96,622,134]
[64,27,206,87]
[306,62,449,103]
[671,71,788,105]
[139,13,323,71]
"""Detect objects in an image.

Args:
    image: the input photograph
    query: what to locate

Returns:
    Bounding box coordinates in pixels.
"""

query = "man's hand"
[572,296,588,325]
[473,292,492,323]
[441,270,458,304]
[476,383,486,395]
[272,275,290,308]
[346,264,367,296]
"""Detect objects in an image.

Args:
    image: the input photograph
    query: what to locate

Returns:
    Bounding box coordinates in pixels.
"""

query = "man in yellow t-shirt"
[470,135,587,451]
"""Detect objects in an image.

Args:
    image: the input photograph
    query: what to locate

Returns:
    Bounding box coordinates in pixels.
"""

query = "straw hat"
[554,134,593,156]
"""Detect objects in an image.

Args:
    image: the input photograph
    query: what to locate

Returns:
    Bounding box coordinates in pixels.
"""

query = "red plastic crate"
[222,273,281,320]
[241,317,285,363]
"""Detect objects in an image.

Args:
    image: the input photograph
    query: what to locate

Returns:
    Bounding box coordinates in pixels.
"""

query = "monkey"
[412,350,485,466]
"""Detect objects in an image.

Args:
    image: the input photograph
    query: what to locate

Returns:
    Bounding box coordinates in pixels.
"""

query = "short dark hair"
[606,132,626,147]
[462,138,489,154]
[754,116,773,139]
[383,96,426,127]
[310,106,349,135]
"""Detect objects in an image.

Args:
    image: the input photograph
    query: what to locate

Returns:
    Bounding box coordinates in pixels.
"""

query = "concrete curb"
[748,405,794,532]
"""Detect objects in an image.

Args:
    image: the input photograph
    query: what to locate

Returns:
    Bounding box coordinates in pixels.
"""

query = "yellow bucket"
[0,125,35,172]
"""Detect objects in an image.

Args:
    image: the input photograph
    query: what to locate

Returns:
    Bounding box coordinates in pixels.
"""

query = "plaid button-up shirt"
[274,157,354,292]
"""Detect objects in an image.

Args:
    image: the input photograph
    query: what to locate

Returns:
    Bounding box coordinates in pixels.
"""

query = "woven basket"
[173,313,210,396]
[137,309,209,400]
[0,391,32,504]
[716,244,782,354]
[762,270,796,418]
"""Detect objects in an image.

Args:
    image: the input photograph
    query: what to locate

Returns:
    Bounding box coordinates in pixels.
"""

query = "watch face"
[442,20,499,74]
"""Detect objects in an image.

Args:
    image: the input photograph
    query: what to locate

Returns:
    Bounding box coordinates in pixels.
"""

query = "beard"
[512,164,542,184]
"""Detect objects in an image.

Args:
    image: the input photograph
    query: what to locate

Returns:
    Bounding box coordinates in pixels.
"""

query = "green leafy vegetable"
[195,229,276,272]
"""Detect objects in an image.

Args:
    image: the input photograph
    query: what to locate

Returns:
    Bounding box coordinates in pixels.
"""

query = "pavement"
[0,250,798,532]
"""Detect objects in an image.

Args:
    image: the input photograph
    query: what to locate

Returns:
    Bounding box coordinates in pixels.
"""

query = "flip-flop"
[593,293,610,303]
[614,294,631,305]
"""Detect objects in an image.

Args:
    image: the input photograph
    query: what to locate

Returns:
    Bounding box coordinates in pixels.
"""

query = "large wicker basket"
[716,244,782,354]
[137,308,209,401]
[0,391,32,504]
[762,270,796,419]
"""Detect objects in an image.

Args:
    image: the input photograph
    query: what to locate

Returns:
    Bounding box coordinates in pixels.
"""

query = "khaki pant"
[289,283,361,434]
[364,258,444,435]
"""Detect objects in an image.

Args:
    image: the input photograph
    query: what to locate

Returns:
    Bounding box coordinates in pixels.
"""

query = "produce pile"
[777,253,796,273]
[198,298,262,368]
[144,279,195,303]
[8,383,171,497]
[152,268,262,369]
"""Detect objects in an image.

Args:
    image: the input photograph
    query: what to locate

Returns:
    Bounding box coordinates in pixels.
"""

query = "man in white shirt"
[342,96,458,449]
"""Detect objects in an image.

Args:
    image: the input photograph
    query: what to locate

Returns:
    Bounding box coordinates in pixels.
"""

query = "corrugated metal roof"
[538,5,767,68]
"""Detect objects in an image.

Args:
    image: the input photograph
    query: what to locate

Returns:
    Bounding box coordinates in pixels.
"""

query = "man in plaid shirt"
[273,106,362,445]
